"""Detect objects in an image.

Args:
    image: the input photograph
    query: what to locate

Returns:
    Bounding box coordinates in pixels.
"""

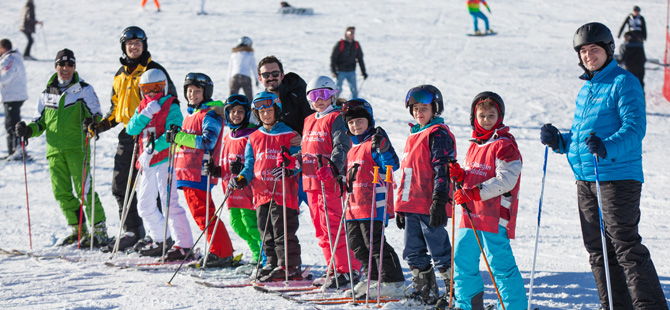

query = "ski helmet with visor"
[405,85,444,116]
[120,26,147,56]
[306,76,339,109]
[252,91,282,124]
[139,69,167,96]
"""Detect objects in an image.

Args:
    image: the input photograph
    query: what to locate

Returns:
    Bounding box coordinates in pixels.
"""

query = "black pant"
[3,101,23,155]
[347,220,405,283]
[257,201,301,268]
[111,129,144,235]
[229,74,253,103]
[577,180,667,310]
[22,31,33,57]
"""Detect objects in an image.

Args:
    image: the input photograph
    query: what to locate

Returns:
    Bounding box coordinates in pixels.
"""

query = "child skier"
[340,98,405,299]
[166,73,238,267]
[302,76,361,289]
[232,91,303,282]
[447,92,525,310]
[125,69,193,260]
[395,85,456,305]
[467,0,493,35]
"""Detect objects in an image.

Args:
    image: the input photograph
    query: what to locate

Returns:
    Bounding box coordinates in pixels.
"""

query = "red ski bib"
[346,139,394,220]
[301,112,341,192]
[221,132,255,210]
[136,96,174,170]
[249,130,299,210]
[174,107,223,185]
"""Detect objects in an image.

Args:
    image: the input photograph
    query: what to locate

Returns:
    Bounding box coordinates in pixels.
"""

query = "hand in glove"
[165,126,181,144]
[395,212,405,230]
[316,166,335,182]
[204,161,221,178]
[371,127,390,153]
[429,191,449,227]
[229,157,244,175]
[82,117,95,136]
[454,187,481,205]
[585,134,607,159]
[229,175,247,189]
[138,149,154,169]
[449,163,465,183]
[276,149,298,169]
[540,123,560,150]
[271,167,293,179]
[139,98,162,119]
[15,121,32,140]
[362,73,368,80]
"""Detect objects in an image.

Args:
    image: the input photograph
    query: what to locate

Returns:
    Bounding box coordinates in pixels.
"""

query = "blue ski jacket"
[557,59,645,183]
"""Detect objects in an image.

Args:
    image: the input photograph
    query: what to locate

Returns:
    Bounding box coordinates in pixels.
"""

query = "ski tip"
[166,281,173,287]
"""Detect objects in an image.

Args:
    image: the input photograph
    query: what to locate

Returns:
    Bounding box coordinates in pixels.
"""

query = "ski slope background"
[1,0,669,308]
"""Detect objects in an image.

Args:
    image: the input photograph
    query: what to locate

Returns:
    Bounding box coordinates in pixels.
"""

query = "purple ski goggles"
[307,88,338,102]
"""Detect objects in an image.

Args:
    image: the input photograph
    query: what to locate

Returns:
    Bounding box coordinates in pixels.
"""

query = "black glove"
[429,191,449,227]
[396,212,405,230]
[362,73,368,80]
[229,175,247,189]
[371,127,390,153]
[90,119,113,136]
[15,121,32,140]
[585,134,607,159]
[205,161,221,178]
[83,117,95,133]
[230,158,243,175]
[540,123,560,150]
[165,126,181,144]
[346,164,360,193]
[271,167,293,179]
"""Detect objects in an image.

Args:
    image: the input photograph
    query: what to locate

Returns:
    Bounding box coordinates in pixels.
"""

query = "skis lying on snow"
[1,248,85,263]
[194,265,312,288]
[104,255,200,271]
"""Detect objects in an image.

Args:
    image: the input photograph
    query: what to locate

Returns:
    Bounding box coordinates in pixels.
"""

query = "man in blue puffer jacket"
[540,22,667,310]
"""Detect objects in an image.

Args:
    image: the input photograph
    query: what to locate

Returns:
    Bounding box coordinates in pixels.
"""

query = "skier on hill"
[228,36,258,103]
[0,38,29,160]
[300,76,361,289]
[90,26,178,253]
[395,85,456,306]
[330,27,368,99]
[466,0,493,35]
[125,69,193,260]
[340,98,405,299]
[617,6,646,42]
[15,49,109,247]
[541,22,667,309]
[167,73,239,268]
[617,31,646,89]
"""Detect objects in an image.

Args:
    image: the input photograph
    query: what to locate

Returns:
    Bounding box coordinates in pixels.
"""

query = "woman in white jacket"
[227,36,257,102]
[0,39,29,158]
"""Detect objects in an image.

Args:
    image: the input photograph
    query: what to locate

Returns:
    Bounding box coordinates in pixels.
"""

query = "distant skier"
[141,0,161,12]
[228,36,258,103]
[330,27,368,99]
[466,0,493,35]
[19,0,42,60]
[618,32,646,89]
[617,5,646,42]
[0,39,28,160]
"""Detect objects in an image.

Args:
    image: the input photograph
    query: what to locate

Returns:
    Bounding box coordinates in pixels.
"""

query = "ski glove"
[205,162,221,178]
[140,99,162,119]
[165,126,181,144]
[276,149,298,169]
[138,149,154,169]
[585,134,607,159]
[448,163,465,183]
[454,187,481,205]
[429,191,449,227]
[362,73,368,80]
[15,121,32,140]
[90,119,113,136]
[540,123,560,150]
[395,212,405,230]
[371,128,390,153]
[316,166,335,182]
[271,167,294,179]
[229,175,247,189]
[229,157,244,175]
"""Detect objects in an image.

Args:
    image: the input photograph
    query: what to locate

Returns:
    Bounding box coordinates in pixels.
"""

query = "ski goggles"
[140,82,165,94]
[307,88,338,102]
[252,97,278,110]
[341,99,368,113]
[260,70,282,79]
[404,87,434,108]
[185,72,210,85]
[121,28,146,42]
[226,94,249,106]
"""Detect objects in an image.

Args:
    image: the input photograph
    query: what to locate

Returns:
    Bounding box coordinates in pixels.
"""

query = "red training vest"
[174,107,223,185]
[301,111,342,192]
[248,129,299,210]
[220,131,255,210]
[136,96,174,170]
[346,139,394,220]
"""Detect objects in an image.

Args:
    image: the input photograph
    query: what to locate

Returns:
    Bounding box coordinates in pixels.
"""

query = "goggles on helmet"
[341,99,368,113]
[121,28,146,42]
[185,72,210,85]
[140,82,165,94]
[253,98,277,110]
[307,88,338,102]
[226,94,248,106]
[404,87,434,108]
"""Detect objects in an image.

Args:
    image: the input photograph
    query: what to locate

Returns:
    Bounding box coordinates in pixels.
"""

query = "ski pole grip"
[316,154,323,168]
[372,166,380,184]
[351,163,360,182]
[384,165,393,183]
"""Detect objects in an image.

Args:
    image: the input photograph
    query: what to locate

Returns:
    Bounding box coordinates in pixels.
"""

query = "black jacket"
[277,72,313,134]
[618,14,646,41]
[330,40,367,76]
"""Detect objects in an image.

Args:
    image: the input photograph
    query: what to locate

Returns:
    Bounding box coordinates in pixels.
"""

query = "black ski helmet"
[224,94,251,129]
[470,91,505,129]
[573,22,614,57]
[183,72,214,102]
[120,26,147,55]
[405,84,444,116]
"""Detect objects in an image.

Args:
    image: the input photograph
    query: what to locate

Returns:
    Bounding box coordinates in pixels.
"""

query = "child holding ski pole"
[395,85,456,306]
[163,73,239,267]
[340,98,405,299]
[125,69,193,260]
[232,91,303,282]
[301,76,361,289]
[446,91,525,310]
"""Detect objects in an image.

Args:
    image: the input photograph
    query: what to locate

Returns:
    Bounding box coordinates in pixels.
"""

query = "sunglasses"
[341,99,368,113]
[252,98,276,110]
[56,61,75,68]
[226,94,249,106]
[185,72,211,85]
[307,88,338,102]
[404,87,434,108]
[140,82,165,94]
[261,70,281,79]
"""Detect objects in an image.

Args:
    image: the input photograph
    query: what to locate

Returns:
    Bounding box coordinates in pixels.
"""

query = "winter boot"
[409,266,439,305]
[260,265,303,282]
[324,270,360,289]
[188,253,241,269]
[138,237,173,257]
[249,263,275,281]
[163,246,194,262]
[58,225,86,246]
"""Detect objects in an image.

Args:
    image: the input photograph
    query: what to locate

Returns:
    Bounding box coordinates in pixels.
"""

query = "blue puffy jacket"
[557,59,645,182]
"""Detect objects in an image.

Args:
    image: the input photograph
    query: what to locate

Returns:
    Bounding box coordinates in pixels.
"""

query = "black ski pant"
[3,101,23,155]
[22,31,34,57]
[229,74,253,103]
[347,220,405,283]
[111,129,144,236]
[257,201,301,268]
[577,180,667,310]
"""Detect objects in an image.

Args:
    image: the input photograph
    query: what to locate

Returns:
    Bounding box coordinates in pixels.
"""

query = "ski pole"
[365,166,380,305]
[376,165,393,304]
[358,79,366,96]
[591,133,613,310]
[316,154,338,288]
[253,178,279,282]
[77,135,91,249]
[528,146,548,309]
[110,167,141,259]
[280,146,289,284]
[167,187,233,286]
[202,152,212,269]
[90,134,97,250]
[161,140,178,264]
[110,136,139,258]
[449,177,457,310]
[21,138,32,249]
[40,24,49,59]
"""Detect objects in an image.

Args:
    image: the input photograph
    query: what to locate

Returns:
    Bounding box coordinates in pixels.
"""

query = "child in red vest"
[302,76,362,289]
[165,73,238,268]
[340,98,405,299]
[395,85,456,305]
[125,69,193,260]
[447,92,525,310]
[231,91,303,282]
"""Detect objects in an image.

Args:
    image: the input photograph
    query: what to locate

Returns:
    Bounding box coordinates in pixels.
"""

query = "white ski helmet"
[140,69,168,96]
[238,36,253,47]
[306,76,338,108]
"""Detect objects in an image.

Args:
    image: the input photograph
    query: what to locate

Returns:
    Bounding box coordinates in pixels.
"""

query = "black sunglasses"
[261,71,281,79]
[56,61,75,68]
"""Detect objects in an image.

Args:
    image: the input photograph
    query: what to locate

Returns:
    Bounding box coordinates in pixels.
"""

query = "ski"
[194,265,312,288]
[312,298,400,305]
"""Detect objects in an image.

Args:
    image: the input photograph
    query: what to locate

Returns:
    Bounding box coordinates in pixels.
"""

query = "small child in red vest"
[125,69,193,261]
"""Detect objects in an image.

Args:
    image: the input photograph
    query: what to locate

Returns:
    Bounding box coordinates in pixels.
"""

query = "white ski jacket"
[227,50,257,80]
[0,49,29,103]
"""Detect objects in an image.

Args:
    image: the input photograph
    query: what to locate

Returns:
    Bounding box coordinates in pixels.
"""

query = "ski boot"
[138,237,173,257]
[249,263,275,281]
[408,266,439,305]
[260,265,303,282]
[324,270,360,289]
[188,253,241,269]
[90,221,110,247]
[58,225,85,246]
[433,267,453,309]
[163,246,194,262]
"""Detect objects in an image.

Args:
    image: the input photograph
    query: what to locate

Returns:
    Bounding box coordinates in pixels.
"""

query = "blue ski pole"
[591,133,613,310]
[528,146,548,309]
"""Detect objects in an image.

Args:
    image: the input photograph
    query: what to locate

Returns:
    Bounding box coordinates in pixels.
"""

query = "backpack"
[339,40,359,53]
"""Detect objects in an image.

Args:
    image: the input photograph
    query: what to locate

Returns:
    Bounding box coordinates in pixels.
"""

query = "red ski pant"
[182,187,233,258]
[306,189,361,273]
